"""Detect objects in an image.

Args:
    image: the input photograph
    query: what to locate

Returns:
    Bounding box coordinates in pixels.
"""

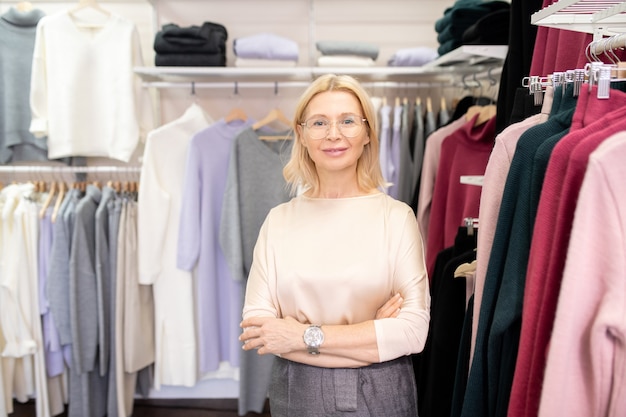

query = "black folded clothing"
[154,22,227,55]
[462,9,510,45]
[155,52,226,67]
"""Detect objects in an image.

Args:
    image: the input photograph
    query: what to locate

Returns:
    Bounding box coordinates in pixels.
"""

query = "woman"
[239,73,430,416]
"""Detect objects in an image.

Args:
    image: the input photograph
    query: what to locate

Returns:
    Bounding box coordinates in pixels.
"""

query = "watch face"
[304,326,324,347]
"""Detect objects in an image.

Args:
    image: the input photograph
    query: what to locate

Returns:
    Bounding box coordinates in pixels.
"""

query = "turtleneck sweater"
[0,7,49,163]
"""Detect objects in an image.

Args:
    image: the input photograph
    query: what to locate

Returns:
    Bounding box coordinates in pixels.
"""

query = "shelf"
[134,46,507,86]
[531,0,626,38]
[422,45,508,68]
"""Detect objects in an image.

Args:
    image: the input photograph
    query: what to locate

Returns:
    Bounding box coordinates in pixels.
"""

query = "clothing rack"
[0,165,141,182]
[142,80,456,90]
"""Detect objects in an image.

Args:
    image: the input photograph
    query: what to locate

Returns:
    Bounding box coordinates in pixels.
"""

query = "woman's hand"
[375,293,403,319]
[240,293,403,357]
[240,316,305,356]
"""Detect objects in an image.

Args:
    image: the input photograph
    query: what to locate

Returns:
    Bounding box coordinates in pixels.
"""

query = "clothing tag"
[460,175,484,186]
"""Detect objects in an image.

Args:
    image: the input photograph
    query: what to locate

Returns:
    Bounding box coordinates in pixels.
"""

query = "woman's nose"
[326,122,341,139]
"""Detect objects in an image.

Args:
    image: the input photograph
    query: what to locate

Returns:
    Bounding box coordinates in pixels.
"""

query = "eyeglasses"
[300,114,367,140]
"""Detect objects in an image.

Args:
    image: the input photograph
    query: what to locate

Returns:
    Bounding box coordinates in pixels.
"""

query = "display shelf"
[531,0,626,39]
[134,45,507,86]
[422,45,508,68]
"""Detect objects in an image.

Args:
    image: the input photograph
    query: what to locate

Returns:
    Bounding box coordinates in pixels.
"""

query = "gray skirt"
[268,355,417,417]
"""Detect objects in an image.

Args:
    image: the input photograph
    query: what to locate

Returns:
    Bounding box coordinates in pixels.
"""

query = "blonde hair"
[283,74,386,196]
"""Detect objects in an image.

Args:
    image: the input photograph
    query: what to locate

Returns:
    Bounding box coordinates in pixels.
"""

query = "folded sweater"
[154,21,227,54]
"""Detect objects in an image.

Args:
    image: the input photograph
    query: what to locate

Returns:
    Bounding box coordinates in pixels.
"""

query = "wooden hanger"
[253,108,293,140]
[15,1,33,12]
[224,107,248,123]
[465,104,496,126]
[252,108,290,130]
[39,182,57,219]
[51,182,66,223]
[454,259,477,278]
[252,108,293,141]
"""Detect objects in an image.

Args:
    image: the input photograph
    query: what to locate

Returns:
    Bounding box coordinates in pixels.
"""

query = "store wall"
[0,0,457,399]
[150,0,458,129]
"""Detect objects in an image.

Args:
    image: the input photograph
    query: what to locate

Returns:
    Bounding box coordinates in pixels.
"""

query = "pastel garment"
[233,32,298,61]
[471,110,545,365]
[387,47,438,67]
[0,7,49,163]
[537,131,626,417]
[243,193,431,362]
[234,58,297,67]
[316,40,379,60]
[29,11,151,161]
[218,127,293,415]
[177,117,253,374]
[415,117,466,242]
[317,55,375,67]
[138,103,212,388]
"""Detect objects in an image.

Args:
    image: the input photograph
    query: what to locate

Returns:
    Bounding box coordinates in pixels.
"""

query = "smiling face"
[298,90,370,181]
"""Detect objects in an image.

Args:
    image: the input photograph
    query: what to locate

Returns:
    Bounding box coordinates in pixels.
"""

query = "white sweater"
[29,10,150,162]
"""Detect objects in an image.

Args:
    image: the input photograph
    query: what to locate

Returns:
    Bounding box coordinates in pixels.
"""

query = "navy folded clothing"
[154,22,227,54]
[155,52,226,67]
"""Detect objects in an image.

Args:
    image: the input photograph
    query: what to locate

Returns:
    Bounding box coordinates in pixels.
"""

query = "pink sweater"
[538,131,626,417]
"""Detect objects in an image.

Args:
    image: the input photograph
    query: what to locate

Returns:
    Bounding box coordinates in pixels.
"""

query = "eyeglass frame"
[299,114,368,140]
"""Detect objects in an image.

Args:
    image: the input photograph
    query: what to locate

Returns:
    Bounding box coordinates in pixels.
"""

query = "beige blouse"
[243,192,431,362]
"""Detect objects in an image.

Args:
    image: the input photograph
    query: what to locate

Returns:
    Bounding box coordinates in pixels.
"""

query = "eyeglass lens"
[304,115,365,139]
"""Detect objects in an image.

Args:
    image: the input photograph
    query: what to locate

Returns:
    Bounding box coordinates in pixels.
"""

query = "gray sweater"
[0,7,48,163]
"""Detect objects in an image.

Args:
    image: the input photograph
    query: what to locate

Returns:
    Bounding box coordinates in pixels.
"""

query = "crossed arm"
[239,293,404,368]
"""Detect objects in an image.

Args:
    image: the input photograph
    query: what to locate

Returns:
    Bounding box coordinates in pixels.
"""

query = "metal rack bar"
[0,165,141,174]
[142,80,455,90]
[0,165,142,182]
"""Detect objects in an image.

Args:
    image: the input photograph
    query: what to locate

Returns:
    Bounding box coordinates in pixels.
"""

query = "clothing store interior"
[1,0,625,416]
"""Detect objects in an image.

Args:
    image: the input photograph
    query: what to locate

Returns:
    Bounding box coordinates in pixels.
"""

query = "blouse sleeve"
[374,209,431,362]
[242,215,280,319]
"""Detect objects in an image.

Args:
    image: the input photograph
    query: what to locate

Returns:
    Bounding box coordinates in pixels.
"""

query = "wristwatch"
[303,324,324,355]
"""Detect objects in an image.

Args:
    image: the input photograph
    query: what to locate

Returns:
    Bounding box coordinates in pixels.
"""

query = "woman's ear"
[296,125,306,146]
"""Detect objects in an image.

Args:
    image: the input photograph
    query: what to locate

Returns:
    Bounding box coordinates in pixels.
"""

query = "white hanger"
[68,0,111,27]
[70,0,111,16]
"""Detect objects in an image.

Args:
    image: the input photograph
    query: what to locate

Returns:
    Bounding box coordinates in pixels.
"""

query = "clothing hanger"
[252,108,291,130]
[68,0,111,28]
[253,108,292,140]
[39,181,57,219]
[454,259,477,278]
[69,0,111,16]
[465,104,496,126]
[15,1,34,12]
[224,83,248,123]
[51,181,66,223]
[224,107,248,123]
[252,82,292,140]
